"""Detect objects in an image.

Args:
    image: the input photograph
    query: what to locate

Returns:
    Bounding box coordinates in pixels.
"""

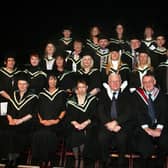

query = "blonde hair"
[80,54,94,69]
[105,51,122,75]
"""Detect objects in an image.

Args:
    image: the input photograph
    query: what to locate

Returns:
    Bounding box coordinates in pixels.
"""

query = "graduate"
[24,52,47,94]
[129,49,153,92]
[66,78,98,168]
[57,26,73,54]
[52,53,76,97]
[66,39,84,72]
[77,52,101,96]
[101,44,130,85]
[0,54,21,101]
[32,73,66,167]
[155,53,168,95]
[97,73,132,168]
[132,72,168,168]
[4,72,38,168]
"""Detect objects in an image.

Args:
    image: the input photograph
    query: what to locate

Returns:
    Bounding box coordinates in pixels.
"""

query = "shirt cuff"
[156,124,164,129]
[141,124,149,129]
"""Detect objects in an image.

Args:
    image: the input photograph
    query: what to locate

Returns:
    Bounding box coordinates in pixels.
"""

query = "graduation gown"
[65,52,82,72]
[93,47,109,72]
[2,90,38,155]
[97,88,133,161]
[66,94,98,150]
[148,47,167,69]
[0,67,21,101]
[155,61,168,94]
[109,36,129,52]
[85,38,99,52]
[32,88,66,161]
[54,69,76,93]
[101,63,130,83]
[77,68,102,93]
[132,88,168,157]
[24,66,47,94]
[0,67,21,131]
[129,66,153,89]
[57,37,73,53]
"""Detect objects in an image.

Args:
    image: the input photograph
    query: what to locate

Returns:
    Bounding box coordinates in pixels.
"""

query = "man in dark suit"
[97,73,132,168]
[132,72,168,168]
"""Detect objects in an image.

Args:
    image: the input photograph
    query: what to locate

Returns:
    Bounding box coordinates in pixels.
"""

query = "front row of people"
[0,72,167,168]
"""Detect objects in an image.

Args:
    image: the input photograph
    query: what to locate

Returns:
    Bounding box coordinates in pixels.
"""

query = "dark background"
[0,7,167,62]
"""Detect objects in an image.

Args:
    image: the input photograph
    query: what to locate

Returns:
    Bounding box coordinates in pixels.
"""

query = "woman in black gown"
[66,78,98,168]
[32,73,66,167]
[4,72,38,168]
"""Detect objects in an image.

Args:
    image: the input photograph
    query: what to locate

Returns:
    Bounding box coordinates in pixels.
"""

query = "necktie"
[147,93,156,124]
[110,92,117,119]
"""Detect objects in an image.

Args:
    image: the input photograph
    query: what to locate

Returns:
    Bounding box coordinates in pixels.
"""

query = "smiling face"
[18,80,29,93]
[48,75,57,89]
[142,75,156,92]
[108,73,121,91]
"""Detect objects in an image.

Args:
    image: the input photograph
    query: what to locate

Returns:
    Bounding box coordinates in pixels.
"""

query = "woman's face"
[55,56,64,68]
[45,43,55,54]
[48,76,57,88]
[30,56,40,66]
[90,26,100,37]
[111,51,120,61]
[18,80,29,92]
[5,58,15,69]
[139,53,148,65]
[116,24,124,34]
[76,82,87,95]
[82,55,92,68]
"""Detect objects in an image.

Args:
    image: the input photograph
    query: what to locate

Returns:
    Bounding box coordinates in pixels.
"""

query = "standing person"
[85,25,101,52]
[57,26,73,54]
[4,73,38,168]
[141,25,155,49]
[110,23,129,53]
[132,73,168,168]
[97,73,132,168]
[66,79,98,168]
[32,73,66,167]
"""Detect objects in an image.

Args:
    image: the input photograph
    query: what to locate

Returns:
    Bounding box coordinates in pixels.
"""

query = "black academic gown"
[132,88,168,158]
[97,88,133,161]
[32,88,66,161]
[1,90,38,156]
[24,66,47,94]
[77,68,102,93]
[66,94,98,159]
[155,61,168,94]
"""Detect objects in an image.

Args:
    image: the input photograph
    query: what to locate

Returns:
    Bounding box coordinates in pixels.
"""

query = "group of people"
[0,24,168,168]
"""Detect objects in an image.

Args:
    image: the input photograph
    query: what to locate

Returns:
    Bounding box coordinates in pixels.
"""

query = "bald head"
[108,73,122,91]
